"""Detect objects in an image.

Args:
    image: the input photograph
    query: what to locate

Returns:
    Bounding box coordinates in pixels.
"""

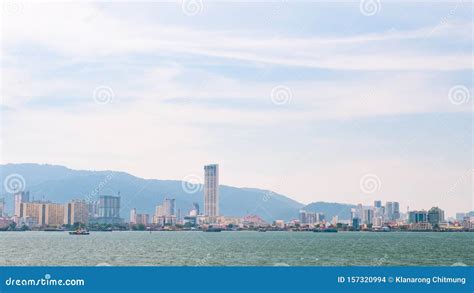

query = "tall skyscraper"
[163,198,175,216]
[204,164,219,221]
[130,208,137,224]
[374,200,382,208]
[385,202,394,221]
[363,208,374,225]
[65,200,89,225]
[14,191,30,217]
[393,202,400,220]
[96,195,121,224]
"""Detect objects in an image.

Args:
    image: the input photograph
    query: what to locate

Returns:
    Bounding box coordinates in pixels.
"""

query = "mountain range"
[0,163,354,222]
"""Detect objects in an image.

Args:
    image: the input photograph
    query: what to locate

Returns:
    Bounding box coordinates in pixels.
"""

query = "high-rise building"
[14,191,30,217]
[393,202,400,220]
[204,164,219,221]
[163,198,175,216]
[374,200,382,208]
[64,200,89,225]
[408,210,428,223]
[20,202,44,227]
[192,202,200,215]
[135,214,149,225]
[65,200,89,225]
[385,202,393,221]
[363,208,374,225]
[96,195,121,224]
[427,207,444,226]
[352,218,360,230]
[130,208,137,224]
[0,198,5,217]
[44,203,65,227]
[299,210,307,224]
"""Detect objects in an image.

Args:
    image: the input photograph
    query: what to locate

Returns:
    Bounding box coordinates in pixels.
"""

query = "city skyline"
[0,162,471,218]
[1,2,472,218]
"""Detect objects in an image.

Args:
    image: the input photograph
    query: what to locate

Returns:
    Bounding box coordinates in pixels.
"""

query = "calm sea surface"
[0,231,472,266]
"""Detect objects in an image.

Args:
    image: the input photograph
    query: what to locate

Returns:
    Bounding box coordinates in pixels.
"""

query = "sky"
[0,0,472,217]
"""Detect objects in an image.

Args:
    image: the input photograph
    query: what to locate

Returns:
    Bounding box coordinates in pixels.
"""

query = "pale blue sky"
[1,1,472,216]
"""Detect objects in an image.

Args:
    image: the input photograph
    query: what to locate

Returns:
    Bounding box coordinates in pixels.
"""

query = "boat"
[69,228,90,235]
[313,228,338,233]
[203,226,222,232]
[44,228,65,232]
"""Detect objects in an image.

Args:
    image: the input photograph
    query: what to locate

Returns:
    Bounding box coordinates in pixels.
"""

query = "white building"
[204,164,219,222]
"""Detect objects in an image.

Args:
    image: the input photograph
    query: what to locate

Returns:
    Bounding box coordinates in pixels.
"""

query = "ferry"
[313,228,338,233]
[69,228,90,235]
[203,226,222,232]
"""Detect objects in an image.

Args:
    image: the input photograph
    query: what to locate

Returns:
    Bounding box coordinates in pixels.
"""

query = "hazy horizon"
[1,1,472,217]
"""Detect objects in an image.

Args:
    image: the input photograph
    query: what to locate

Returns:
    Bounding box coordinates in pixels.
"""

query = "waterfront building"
[155,205,164,217]
[177,208,181,225]
[393,202,400,220]
[184,215,197,226]
[408,210,428,224]
[357,204,364,219]
[373,217,383,228]
[385,202,393,220]
[274,220,285,229]
[243,215,267,227]
[19,202,44,227]
[352,218,360,230]
[363,208,374,225]
[374,200,382,208]
[153,215,176,226]
[44,203,65,227]
[462,216,473,230]
[14,191,30,217]
[130,208,137,224]
[135,214,149,225]
[299,210,307,224]
[0,198,5,217]
[88,200,99,219]
[95,195,122,224]
[299,210,324,225]
[350,208,357,221]
[204,164,219,222]
[427,207,445,226]
[65,200,89,225]
[163,198,176,216]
